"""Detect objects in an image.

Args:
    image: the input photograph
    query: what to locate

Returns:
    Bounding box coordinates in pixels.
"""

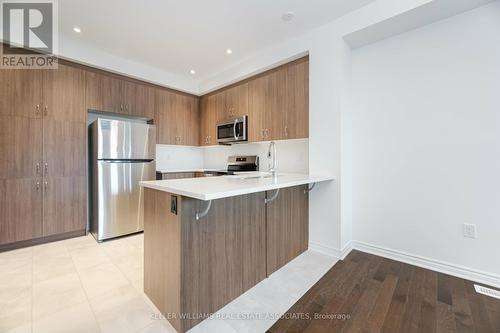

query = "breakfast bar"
[140,173,333,332]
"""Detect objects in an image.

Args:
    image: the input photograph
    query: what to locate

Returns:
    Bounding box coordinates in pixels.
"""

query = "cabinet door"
[285,58,309,139]
[42,176,86,236]
[42,120,87,236]
[185,96,199,146]
[248,68,285,142]
[85,71,124,113]
[155,89,177,145]
[0,69,43,118]
[0,115,43,245]
[225,83,249,118]
[0,178,43,244]
[266,185,309,275]
[0,115,43,179]
[43,64,86,123]
[199,95,217,146]
[131,83,155,119]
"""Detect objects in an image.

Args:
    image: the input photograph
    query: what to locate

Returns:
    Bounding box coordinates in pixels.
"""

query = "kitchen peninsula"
[140,173,333,332]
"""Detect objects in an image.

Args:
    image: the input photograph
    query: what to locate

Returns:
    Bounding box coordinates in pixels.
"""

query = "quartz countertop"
[140,173,334,201]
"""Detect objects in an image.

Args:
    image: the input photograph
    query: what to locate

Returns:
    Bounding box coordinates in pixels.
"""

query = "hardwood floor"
[267,250,500,333]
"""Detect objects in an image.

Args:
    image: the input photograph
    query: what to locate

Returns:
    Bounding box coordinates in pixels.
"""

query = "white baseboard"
[352,241,500,289]
[309,241,353,260]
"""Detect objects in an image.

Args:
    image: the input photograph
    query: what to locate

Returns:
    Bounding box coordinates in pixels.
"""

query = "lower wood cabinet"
[144,189,267,332]
[266,185,309,275]
[0,178,43,245]
[144,185,308,332]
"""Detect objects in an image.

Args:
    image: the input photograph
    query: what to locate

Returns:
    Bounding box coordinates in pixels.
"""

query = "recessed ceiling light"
[73,27,81,33]
[226,49,233,55]
[190,69,196,75]
[282,11,295,22]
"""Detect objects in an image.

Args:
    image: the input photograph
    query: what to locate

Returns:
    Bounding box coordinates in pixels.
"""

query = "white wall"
[156,145,204,171]
[352,1,500,276]
[156,139,308,173]
[202,139,309,173]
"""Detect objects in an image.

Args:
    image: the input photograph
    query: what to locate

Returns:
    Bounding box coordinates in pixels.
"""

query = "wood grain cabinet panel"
[0,69,43,118]
[42,64,86,123]
[248,68,286,142]
[42,176,86,236]
[0,115,42,179]
[131,84,155,119]
[284,58,309,139]
[156,90,199,146]
[224,83,249,119]
[199,94,217,146]
[85,71,127,114]
[144,189,267,332]
[0,178,42,245]
[266,185,309,275]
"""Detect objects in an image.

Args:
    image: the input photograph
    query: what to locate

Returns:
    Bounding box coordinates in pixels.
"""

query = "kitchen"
[1,1,500,333]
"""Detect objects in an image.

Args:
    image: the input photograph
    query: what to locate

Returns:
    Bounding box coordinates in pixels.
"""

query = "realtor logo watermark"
[0,0,58,68]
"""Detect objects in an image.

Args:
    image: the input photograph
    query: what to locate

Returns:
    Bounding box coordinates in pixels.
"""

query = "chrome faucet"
[267,141,277,177]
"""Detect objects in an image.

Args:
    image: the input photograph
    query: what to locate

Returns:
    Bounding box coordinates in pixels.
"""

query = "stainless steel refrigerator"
[89,118,156,241]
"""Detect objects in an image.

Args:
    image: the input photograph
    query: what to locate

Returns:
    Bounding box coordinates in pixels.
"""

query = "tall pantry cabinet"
[0,64,87,247]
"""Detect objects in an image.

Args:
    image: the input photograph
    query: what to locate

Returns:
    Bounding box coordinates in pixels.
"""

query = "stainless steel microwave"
[217,115,248,144]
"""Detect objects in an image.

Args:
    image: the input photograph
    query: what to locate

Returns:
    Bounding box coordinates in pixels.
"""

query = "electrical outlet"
[463,223,477,239]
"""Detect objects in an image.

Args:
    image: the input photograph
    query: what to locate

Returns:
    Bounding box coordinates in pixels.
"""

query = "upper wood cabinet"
[284,57,309,139]
[199,94,217,146]
[43,65,86,123]
[85,71,155,119]
[0,69,43,118]
[248,67,286,142]
[156,90,199,146]
[217,83,249,120]
[199,56,309,144]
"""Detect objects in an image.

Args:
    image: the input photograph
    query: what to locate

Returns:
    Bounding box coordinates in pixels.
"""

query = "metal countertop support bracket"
[196,200,212,220]
[304,183,316,194]
[265,188,280,204]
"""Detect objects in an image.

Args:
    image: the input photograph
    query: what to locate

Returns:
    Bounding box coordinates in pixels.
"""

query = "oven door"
[217,116,247,143]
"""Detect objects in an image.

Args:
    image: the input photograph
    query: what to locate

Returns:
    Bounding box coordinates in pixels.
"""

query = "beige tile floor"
[0,233,336,333]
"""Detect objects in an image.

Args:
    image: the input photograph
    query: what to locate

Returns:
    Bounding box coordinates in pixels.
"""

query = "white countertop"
[140,173,334,201]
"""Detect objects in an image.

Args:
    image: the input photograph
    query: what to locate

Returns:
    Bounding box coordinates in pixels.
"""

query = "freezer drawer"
[91,160,155,241]
[93,118,156,160]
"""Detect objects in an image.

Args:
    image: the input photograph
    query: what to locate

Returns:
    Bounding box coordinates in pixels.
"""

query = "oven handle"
[234,119,238,140]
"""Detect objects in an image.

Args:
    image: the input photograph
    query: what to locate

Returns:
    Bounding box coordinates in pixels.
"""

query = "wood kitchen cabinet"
[156,90,199,146]
[248,66,286,142]
[0,114,43,245]
[284,57,309,139]
[217,83,249,120]
[85,71,155,118]
[199,94,217,145]
[266,185,309,275]
[0,69,43,118]
[0,64,87,248]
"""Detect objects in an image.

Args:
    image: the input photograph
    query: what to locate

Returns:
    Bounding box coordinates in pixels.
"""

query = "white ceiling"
[59,0,373,82]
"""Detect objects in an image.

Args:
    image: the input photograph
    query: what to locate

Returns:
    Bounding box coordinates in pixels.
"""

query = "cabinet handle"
[44,162,48,176]
[36,162,40,175]
[120,104,123,111]
[44,181,48,192]
[36,181,40,192]
[126,104,129,112]
[35,104,40,116]
[284,126,288,137]
[261,129,265,139]
[44,105,48,116]
[265,128,269,139]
